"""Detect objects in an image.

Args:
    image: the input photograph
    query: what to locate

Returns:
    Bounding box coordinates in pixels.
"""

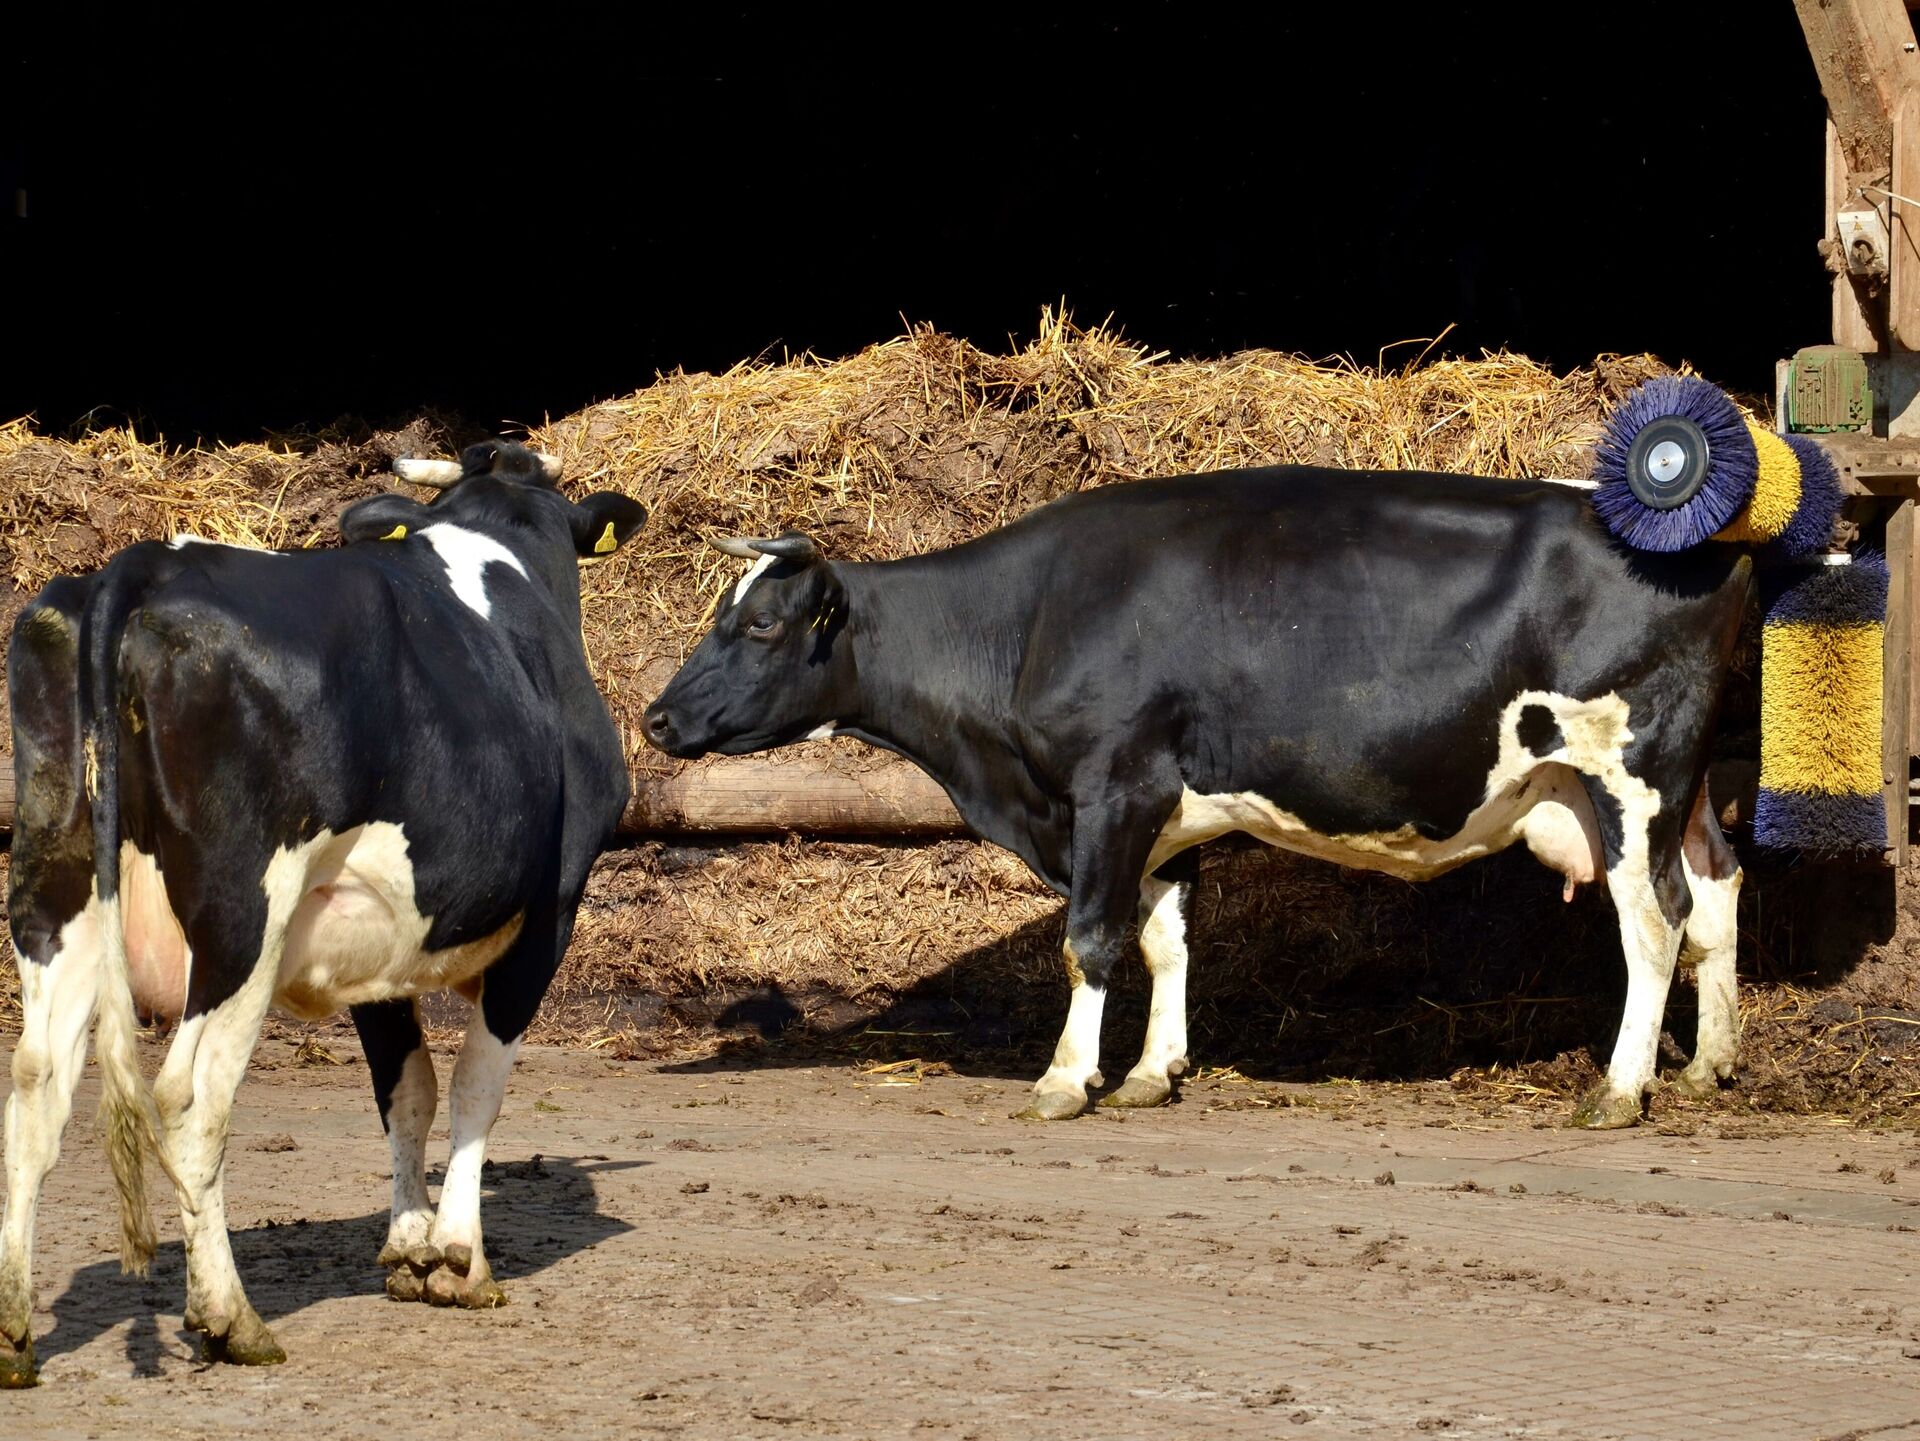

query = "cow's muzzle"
[641,704,683,755]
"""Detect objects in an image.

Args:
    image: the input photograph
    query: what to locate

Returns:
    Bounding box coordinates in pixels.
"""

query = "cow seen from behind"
[1,441,646,1385]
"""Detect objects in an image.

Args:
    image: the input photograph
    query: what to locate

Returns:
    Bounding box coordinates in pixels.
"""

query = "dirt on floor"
[4,1035,1919,1440]
[479,834,1920,1127]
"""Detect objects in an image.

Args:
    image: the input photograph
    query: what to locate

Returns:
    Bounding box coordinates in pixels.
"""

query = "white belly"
[1148,691,1640,887]
[272,822,522,1020]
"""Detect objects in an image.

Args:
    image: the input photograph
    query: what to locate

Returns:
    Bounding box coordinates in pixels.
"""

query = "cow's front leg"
[1102,855,1198,1110]
[352,999,440,1302]
[417,1002,518,1309]
[1017,783,1176,1122]
[1573,833,1689,1131]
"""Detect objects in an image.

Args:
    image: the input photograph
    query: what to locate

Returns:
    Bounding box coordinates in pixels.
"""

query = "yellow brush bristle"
[1715,422,1802,544]
[1759,620,1883,795]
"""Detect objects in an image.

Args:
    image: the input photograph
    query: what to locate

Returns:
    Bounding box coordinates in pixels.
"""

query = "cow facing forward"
[643,466,1750,1127]
[0,441,645,1384]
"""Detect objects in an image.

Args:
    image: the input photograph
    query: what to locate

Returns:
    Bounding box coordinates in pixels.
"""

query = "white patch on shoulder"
[269,822,524,1021]
[421,526,528,619]
[1537,476,1599,491]
[1148,691,1652,886]
[732,552,778,607]
[805,721,838,741]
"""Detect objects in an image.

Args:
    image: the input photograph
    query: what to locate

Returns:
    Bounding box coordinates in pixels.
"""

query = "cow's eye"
[747,613,781,639]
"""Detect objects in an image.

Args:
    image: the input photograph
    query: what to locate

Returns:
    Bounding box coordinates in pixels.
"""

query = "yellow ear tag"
[593,521,618,554]
[379,523,408,541]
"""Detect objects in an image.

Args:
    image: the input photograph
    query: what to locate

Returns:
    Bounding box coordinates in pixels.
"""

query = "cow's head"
[339,440,648,589]
[641,532,850,758]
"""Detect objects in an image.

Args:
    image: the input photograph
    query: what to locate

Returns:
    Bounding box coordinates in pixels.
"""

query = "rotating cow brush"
[1590,377,1876,856]
[1753,554,1889,856]
[1590,376,1844,558]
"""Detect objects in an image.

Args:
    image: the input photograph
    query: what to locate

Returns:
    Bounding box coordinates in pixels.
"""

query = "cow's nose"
[643,707,673,748]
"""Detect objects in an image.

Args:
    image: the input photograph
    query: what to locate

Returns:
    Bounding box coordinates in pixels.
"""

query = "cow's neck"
[833,555,1066,887]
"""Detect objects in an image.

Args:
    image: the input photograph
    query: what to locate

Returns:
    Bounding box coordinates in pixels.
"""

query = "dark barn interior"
[7,4,1826,441]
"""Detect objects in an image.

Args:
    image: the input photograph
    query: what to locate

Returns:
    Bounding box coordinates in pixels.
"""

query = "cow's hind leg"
[1101,851,1199,1110]
[415,997,519,1309]
[0,910,104,1387]
[152,892,290,1365]
[1671,785,1742,1098]
[1571,781,1691,1131]
[1017,778,1176,1121]
[352,999,439,1302]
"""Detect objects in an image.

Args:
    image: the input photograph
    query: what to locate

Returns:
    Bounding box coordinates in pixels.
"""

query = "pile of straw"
[0,311,1675,755]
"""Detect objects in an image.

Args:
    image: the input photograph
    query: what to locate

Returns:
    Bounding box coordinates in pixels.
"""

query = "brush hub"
[1624,415,1709,510]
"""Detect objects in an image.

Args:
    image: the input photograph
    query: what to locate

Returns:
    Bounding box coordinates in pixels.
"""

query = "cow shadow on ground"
[659,840,1903,1089]
[36,1153,638,1377]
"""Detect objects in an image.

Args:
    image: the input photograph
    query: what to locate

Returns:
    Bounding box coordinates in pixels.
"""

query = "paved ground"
[3,1035,1919,1440]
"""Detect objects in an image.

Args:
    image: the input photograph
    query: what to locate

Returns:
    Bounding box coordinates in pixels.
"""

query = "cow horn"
[536,451,565,482]
[710,535,769,559]
[393,458,466,489]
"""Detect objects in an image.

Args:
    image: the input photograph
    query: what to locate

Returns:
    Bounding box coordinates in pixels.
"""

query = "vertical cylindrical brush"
[1753,554,1889,856]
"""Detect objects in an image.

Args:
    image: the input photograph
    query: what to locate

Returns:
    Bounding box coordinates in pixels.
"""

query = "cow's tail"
[78,559,169,1276]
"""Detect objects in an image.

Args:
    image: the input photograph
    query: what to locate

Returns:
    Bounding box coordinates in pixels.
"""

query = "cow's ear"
[341,494,433,544]
[569,492,649,558]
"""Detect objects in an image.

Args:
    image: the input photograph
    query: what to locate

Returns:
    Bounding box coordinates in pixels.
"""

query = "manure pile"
[3,314,1916,1118]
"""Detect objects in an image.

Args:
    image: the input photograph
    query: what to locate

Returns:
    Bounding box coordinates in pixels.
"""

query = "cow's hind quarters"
[0,1328,38,1389]
[197,1303,286,1367]
[1569,1085,1646,1130]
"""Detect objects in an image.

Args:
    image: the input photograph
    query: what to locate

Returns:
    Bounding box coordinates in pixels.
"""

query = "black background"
[3,4,1831,443]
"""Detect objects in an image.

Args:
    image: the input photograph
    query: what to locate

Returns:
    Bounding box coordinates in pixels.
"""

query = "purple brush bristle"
[1770,434,1845,561]
[1590,377,1757,552]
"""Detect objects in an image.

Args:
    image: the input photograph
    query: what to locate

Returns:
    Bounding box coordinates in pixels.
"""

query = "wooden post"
[1895,92,1920,347]
[1886,498,1915,862]
[1796,0,1920,351]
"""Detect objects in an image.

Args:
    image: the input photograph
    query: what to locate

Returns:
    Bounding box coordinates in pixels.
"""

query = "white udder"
[119,823,520,1023]
[1147,691,1643,888]
[272,823,522,1020]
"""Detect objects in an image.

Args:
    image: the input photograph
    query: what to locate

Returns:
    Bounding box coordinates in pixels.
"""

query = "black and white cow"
[642,466,1750,1128]
[0,441,645,1384]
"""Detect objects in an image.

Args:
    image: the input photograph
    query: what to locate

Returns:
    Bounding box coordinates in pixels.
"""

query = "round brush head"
[1591,377,1757,552]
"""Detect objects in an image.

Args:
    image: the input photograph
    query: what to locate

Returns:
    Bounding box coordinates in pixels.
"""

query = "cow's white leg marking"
[420,1011,518,1308]
[1018,950,1106,1121]
[154,843,314,1364]
[380,1031,438,1260]
[1101,877,1190,1109]
[1575,854,1685,1129]
[1674,795,1742,1098]
[0,900,105,1381]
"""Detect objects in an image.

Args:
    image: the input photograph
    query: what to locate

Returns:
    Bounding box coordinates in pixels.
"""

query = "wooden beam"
[1795,0,1919,179]
[620,758,963,836]
[1893,89,1920,346]
[1832,117,1886,351]
[1801,431,1920,494]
